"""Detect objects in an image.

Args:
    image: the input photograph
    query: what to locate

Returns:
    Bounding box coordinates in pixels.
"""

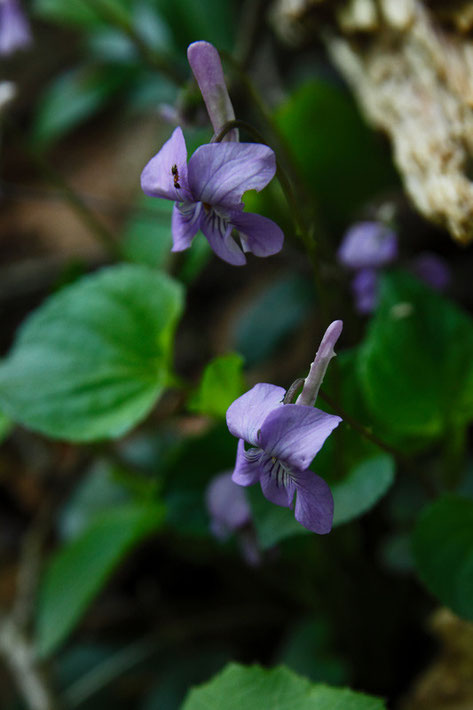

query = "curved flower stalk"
[226,322,343,534]
[0,0,31,56]
[187,40,238,142]
[141,126,284,265]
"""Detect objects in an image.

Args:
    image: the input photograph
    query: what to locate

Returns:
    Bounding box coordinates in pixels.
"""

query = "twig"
[0,615,60,710]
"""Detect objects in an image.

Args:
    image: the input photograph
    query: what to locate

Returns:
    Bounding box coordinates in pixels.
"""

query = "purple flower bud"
[411,252,451,292]
[351,268,379,314]
[0,0,31,56]
[338,221,398,270]
[187,41,238,141]
[206,471,251,541]
[297,320,343,408]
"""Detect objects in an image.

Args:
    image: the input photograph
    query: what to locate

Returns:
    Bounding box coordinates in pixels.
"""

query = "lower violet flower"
[226,322,343,534]
[141,126,284,265]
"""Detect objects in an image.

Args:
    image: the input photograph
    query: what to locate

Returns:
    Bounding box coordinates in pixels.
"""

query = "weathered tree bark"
[271,0,473,244]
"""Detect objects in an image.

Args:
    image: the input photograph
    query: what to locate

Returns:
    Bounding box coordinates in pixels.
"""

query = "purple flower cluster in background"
[338,220,450,313]
[0,0,31,56]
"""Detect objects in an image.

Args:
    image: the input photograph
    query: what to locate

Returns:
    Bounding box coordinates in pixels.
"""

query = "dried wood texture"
[271,0,473,244]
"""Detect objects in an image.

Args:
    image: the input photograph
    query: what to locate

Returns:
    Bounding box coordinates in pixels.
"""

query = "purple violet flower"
[226,384,340,534]
[351,268,379,314]
[337,221,398,270]
[206,471,251,541]
[187,40,238,141]
[141,126,284,265]
[226,320,344,537]
[411,252,451,292]
[0,0,31,56]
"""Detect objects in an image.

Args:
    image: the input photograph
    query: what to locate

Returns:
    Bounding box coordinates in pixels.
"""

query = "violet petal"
[231,210,284,257]
[140,127,193,202]
[352,268,379,314]
[411,252,451,291]
[259,404,341,470]
[188,142,276,210]
[232,439,262,486]
[294,469,334,534]
[200,208,246,265]
[338,221,398,270]
[260,460,296,508]
[206,471,251,539]
[187,41,238,141]
[226,383,285,447]
[171,202,201,252]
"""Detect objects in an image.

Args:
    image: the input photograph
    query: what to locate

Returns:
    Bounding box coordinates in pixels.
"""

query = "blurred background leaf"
[0,265,184,441]
[37,500,165,657]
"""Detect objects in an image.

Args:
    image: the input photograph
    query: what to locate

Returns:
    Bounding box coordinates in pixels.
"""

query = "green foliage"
[247,485,308,549]
[36,501,165,657]
[278,619,349,686]
[332,455,395,527]
[154,0,236,52]
[359,272,473,446]
[233,275,314,367]
[121,196,174,269]
[276,80,397,227]
[181,663,386,710]
[0,265,183,442]
[188,353,245,419]
[412,495,473,621]
[33,0,108,27]
[31,66,136,148]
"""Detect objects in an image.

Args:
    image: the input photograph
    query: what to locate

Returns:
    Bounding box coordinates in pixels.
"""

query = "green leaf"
[412,495,473,621]
[31,66,135,148]
[247,486,308,549]
[332,455,395,526]
[359,272,473,445]
[33,0,131,27]
[188,354,244,419]
[154,0,236,52]
[121,196,173,268]
[181,663,386,710]
[0,265,183,442]
[36,502,165,657]
[275,81,397,227]
[233,275,314,367]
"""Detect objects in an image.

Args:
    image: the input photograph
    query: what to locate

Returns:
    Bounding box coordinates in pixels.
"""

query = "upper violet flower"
[141,127,284,265]
[0,0,31,56]
[337,221,398,270]
[226,322,343,534]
